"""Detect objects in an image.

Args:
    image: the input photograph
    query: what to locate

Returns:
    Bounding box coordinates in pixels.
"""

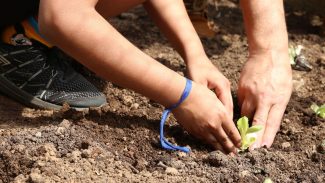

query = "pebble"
[131,103,139,110]
[165,167,179,175]
[177,152,187,158]
[239,170,250,178]
[59,119,71,128]
[281,142,291,149]
[56,127,66,135]
[35,132,42,138]
[122,95,134,106]
[13,174,28,183]
[157,161,167,168]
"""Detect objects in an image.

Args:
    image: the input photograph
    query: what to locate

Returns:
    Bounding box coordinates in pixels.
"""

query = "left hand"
[186,57,234,118]
[238,51,292,149]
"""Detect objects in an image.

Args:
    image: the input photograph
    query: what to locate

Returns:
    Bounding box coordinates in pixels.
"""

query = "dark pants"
[0,0,39,29]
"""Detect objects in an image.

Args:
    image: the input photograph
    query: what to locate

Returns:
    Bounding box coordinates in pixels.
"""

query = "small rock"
[35,132,42,138]
[157,161,167,168]
[68,150,81,162]
[131,103,140,110]
[177,152,187,158]
[165,167,179,175]
[59,119,71,128]
[122,95,134,106]
[55,127,66,135]
[239,170,250,178]
[283,118,290,123]
[13,174,28,183]
[281,142,291,149]
[29,172,45,183]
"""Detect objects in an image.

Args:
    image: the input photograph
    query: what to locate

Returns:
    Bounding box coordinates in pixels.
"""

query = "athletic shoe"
[0,41,107,110]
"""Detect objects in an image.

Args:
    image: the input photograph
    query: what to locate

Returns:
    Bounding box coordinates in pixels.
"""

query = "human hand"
[172,81,241,154]
[186,57,234,118]
[238,52,292,149]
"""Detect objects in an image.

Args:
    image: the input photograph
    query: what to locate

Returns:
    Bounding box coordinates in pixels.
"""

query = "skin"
[37,0,292,153]
[239,0,292,149]
[38,0,240,154]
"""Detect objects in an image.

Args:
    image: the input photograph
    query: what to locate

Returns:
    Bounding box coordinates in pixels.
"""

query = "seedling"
[237,116,263,151]
[288,45,312,71]
[310,103,325,119]
[289,45,303,65]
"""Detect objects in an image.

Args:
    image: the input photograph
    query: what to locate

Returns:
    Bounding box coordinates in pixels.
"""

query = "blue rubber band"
[160,79,192,153]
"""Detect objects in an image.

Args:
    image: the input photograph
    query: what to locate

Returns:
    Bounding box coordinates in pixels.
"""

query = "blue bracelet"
[160,78,192,153]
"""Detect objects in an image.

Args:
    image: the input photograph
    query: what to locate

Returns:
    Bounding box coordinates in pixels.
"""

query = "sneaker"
[0,41,107,110]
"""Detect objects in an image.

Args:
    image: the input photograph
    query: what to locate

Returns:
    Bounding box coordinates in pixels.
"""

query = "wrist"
[248,48,290,66]
[185,54,210,67]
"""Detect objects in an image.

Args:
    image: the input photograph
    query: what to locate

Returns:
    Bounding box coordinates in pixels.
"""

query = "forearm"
[241,0,288,56]
[144,0,206,64]
[39,3,185,107]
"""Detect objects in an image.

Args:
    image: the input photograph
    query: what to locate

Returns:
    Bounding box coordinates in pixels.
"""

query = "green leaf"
[311,103,319,113]
[288,46,296,65]
[247,136,256,147]
[318,105,325,118]
[247,125,263,134]
[311,103,325,119]
[237,116,249,138]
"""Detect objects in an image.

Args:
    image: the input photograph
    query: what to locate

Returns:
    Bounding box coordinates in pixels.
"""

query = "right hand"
[172,82,241,154]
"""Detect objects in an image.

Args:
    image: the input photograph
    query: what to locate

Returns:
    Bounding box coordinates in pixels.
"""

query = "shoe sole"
[0,75,98,111]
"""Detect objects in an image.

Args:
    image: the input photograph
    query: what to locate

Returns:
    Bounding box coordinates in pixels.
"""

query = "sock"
[1,17,52,47]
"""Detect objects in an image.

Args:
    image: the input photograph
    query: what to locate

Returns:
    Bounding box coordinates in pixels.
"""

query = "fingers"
[216,88,234,119]
[206,134,226,153]
[262,104,286,147]
[213,80,234,118]
[249,102,271,150]
[211,127,237,154]
[221,116,241,148]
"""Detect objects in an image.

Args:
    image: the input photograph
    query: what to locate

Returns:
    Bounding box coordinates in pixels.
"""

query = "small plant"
[311,103,325,119]
[289,45,303,65]
[288,45,312,71]
[237,116,263,151]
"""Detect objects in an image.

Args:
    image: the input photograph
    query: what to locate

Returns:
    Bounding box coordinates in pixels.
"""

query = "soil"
[1,2,325,183]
